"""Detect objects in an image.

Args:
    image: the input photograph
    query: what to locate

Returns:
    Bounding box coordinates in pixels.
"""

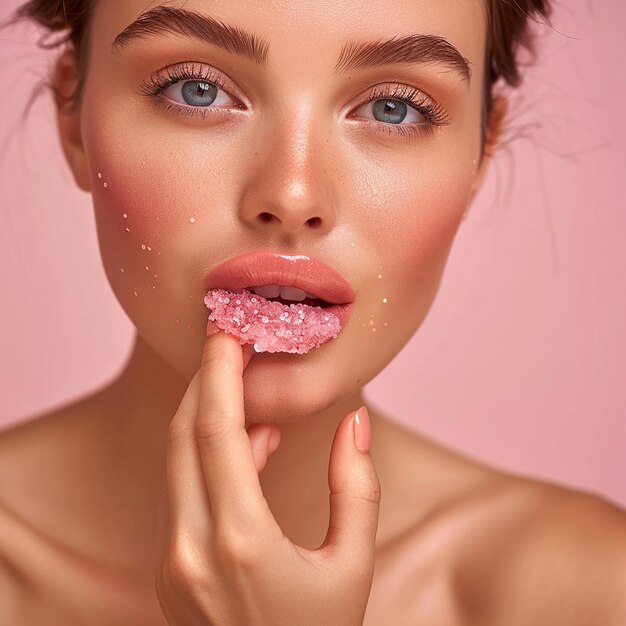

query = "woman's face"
[67,0,487,423]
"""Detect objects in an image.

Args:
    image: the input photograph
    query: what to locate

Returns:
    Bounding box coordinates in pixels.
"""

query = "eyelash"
[139,61,451,139]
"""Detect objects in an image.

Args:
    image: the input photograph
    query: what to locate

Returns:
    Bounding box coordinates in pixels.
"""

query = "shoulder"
[0,393,107,570]
[453,476,626,626]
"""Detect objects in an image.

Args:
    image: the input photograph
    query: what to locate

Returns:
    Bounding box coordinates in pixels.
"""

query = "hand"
[155,328,381,626]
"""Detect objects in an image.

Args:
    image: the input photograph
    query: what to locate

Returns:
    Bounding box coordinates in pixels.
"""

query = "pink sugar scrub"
[204,288,342,354]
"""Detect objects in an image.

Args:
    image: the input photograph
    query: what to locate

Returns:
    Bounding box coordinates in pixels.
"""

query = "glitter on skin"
[378,274,383,279]
[104,182,108,188]
[383,298,388,303]
[123,213,128,219]
[125,228,131,233]
[204,288,341,354]
[97,173,102,179]
[141,245,146,250]
[189,217,196,224]
[134,291,138,296]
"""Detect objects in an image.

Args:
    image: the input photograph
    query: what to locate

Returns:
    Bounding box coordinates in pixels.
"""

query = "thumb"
[321,406,381,564]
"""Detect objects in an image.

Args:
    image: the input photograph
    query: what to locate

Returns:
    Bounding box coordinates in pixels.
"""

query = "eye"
[139,62,242,119]
[349,83,450,139]
[353,98,425,126]
[160,79,237,109]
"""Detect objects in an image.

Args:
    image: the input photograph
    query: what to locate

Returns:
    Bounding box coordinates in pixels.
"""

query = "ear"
[467,95,508,207]
[53,49,91,192]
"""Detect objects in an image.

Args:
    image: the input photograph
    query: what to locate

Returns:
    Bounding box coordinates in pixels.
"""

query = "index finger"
[196,330,270,527]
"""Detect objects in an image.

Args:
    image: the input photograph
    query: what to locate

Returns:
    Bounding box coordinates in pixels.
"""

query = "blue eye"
[161,79,236,109]
[356,98,424,126]
[139,62,239,114]
[179,80,218,106]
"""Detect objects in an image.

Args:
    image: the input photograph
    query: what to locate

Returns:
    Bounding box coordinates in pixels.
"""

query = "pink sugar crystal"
[204,288,341,354]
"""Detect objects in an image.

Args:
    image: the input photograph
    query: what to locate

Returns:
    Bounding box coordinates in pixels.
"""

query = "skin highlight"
[2,1,626,624]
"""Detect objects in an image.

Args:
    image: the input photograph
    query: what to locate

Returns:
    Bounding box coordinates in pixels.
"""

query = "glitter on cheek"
[123,213,128,219]
[97,172,102,179]
[383,298,388,303]
[189,217,196,224]
[103,182,108,189]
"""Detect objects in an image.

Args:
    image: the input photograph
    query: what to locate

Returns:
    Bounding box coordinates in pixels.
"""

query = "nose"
[237,111,337,243]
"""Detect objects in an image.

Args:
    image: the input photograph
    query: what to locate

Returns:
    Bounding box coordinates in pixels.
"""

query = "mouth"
[204,287,353,355]
[243,284,334,309]
[202,250,356,354]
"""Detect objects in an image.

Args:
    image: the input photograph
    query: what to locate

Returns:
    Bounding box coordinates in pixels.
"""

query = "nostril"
[307,216,322,227]
[259,212,274,223]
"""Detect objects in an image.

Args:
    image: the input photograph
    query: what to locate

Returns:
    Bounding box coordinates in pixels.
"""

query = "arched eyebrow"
[111,6,270,66]
[112,6,471,83]
[335,35,471,83]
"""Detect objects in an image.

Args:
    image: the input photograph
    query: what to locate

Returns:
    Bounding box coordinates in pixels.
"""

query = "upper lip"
[203,250,356,305]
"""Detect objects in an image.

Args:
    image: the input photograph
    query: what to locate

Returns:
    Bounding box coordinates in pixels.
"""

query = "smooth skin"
[1,0,626,624]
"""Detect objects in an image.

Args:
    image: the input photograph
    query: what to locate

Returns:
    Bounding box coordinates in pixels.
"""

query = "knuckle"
[163,537,206,592]
[195,413,231,452]
[353,468,382,505]
[214,526,262,570]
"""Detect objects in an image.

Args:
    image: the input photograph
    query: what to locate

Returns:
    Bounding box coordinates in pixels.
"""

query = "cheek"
[82,116,226,376]
[345,148,475,364]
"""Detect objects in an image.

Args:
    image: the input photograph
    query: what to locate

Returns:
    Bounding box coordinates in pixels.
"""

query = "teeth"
[250,285,281,299]
[247,284,320,302]
[279,286,308,302]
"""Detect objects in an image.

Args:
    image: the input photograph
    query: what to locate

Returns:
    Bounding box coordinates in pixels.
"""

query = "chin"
[241,350,352,423]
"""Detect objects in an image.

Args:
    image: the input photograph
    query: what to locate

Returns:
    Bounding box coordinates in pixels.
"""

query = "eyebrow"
[335,34,471,83]
[112,6,270,66]
[112,6,471,83]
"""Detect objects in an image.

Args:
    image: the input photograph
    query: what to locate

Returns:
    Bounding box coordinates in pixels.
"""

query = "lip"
[203,250,356,331]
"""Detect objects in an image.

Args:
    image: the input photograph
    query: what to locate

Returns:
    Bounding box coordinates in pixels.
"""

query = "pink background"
[1,2,624,506]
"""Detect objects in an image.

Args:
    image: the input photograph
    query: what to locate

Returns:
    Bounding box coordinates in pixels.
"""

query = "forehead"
[91,0,487,73]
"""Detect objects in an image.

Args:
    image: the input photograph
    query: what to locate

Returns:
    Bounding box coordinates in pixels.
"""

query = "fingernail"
[353,406,371,453]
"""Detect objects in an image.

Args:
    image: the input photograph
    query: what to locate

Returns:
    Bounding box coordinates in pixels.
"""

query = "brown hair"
[6,0,551,155]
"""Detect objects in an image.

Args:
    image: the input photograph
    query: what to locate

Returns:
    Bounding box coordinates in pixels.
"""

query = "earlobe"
[53,49,91,192]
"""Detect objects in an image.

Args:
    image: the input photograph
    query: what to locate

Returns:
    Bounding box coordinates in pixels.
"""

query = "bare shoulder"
[452,475,626,626]
[0,392,103,508]
[0,390,111,567]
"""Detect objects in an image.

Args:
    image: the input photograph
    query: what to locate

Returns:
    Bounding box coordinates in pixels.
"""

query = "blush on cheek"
[90,161,176,303]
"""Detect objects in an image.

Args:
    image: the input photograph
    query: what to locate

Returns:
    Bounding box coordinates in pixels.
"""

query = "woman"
[1,1,625,624]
